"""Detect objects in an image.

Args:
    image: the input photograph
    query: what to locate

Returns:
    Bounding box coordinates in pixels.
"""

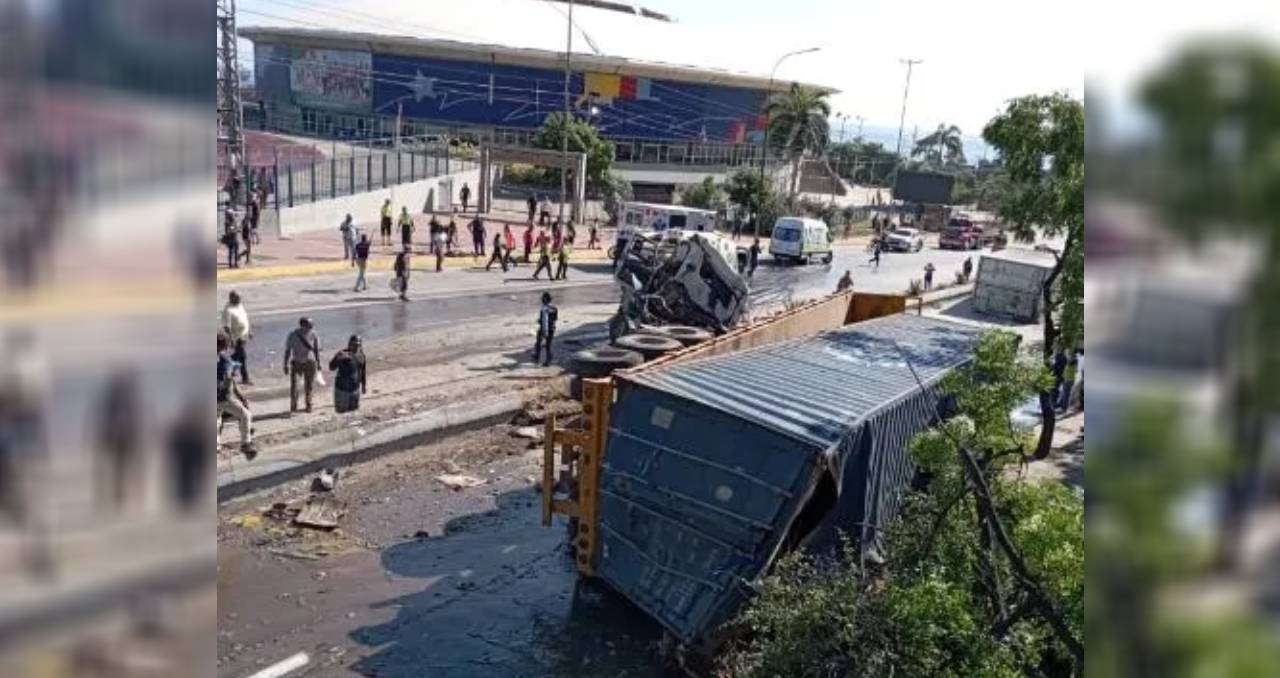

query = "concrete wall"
[275,168,480,237]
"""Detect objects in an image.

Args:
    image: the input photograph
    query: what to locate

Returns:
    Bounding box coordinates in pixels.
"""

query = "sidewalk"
[219,212,618,283]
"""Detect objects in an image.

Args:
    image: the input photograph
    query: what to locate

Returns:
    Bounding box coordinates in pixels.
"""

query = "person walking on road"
[394,248,411,300]
[503,224,518,267]
[923,262,936,291]
[526,194,537,224]
[380,199,393,247]
[353,234,371,291]
[588,223,599,249]
[284,317,321,414]
[522,223,534,263]
[328,335,367,414]
[532,230,553,279]
[539,196,551,226]
[459,182,472,213]
[470,216,486,256]
[836,270,853,292]
[534,292,558,366]
[868,238,882,270]
[486,230,508,272]
[962,256,974,282]
[340,214,357,265]
[446,217,459,255]
[218,334,256,459]
[555,241,571,280]
[566,221,576,246]
[239,211,254,266]
[221,291,253,385]
[747,237,761,280]
[398,207,415,251]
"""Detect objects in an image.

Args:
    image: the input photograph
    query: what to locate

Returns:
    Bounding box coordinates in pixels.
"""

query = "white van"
[769,216,833,264]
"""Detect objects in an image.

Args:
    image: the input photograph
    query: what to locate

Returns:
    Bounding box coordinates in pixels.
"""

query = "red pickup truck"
[939,217,1007,250]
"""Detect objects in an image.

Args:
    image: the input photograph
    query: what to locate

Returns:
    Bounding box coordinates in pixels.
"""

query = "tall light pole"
[558,0,574,224]
[757,46,820,235]
[855,114,865,141]
[894,58,922,159]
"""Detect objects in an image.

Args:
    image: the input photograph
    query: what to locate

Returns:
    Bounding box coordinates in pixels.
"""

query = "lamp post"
[756,46,820,236]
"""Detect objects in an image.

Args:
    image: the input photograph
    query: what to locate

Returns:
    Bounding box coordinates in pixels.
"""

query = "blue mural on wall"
[369,51,769,142]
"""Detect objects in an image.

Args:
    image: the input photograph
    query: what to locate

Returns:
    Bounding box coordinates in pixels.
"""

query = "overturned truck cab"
[544,296,980,644]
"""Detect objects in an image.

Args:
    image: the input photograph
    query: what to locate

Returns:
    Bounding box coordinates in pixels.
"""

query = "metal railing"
[273,148,475,208]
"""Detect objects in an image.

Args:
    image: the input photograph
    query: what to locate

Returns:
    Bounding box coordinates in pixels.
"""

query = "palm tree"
[763,83,831,194]
[912,124,966,167]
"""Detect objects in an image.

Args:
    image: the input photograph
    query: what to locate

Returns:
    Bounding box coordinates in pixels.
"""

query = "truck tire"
[613,333,684,360]
[569,347,644,378]
[822,251,834,264]
[649,325,714,346]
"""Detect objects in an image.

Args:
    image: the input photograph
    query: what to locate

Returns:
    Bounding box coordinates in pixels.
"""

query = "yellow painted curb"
[218,247,613,283]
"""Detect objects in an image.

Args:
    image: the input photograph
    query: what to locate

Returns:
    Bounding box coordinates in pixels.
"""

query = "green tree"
[764,83,831,195]
[719,332,1083,677]
[599,173,632,226]
[828,140,901,187]
[678,176,727,210]
[982,93,1084,459]
[913,123,967,167]
[531,112,615,194]
[727,168,778,234]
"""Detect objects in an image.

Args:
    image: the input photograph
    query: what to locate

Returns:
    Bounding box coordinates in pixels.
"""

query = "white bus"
[619,202,719,238]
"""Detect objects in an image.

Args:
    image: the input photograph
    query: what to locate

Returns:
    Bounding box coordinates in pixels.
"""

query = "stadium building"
[241,0,837,174]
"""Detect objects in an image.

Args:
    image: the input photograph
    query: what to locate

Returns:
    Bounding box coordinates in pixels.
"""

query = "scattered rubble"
[294,496,344,530]
[435,474,487,491]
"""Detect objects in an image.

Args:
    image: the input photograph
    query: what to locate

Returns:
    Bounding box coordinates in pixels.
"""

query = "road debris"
[294,495,344,530]
[511,426,543,441]
[436,474,486,490]
[312,468,339,492]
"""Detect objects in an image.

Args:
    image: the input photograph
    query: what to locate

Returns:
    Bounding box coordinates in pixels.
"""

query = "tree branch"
[922,484,971,560]
[957,444,1085,668]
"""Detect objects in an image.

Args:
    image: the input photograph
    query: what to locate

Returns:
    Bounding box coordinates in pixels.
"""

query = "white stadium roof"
[239,0,837,93]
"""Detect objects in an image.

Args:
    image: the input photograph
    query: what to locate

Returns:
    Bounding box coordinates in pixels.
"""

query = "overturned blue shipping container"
[596,313,982,641]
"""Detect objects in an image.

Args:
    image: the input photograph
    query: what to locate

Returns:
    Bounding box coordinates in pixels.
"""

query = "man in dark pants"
[394,248,411,300]
[471,216,486,256]
[534,292,558,366]
[460,182,472,212]
[526,194,537,223]
[532,231,553,279]
[283,317,321,414]
[748,237,761,279]
[380,199,393,247]
[486,231,508,272]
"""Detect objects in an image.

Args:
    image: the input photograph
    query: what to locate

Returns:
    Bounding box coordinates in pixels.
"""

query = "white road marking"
[243,651,310,678]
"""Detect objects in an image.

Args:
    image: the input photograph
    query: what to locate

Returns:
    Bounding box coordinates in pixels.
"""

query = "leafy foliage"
[531,112,616,193]
[764,83,832,194]
[599,173,632,226]
[913,123,968,167]
[827,140,901,187]
[678,176,727,210]
[982,93,1085,457]
[719,332,1083,678]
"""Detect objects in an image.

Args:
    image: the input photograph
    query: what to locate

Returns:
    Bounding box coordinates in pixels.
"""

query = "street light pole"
[559,0,573,224]
[756,46,820,236]
[894,58,922,159]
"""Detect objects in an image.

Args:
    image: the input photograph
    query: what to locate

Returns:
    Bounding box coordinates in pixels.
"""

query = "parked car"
[884,227,924,252]
[769,217,833,264]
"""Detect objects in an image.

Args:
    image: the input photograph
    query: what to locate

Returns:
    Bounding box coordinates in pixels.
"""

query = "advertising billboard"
[290,48,372,112]
[892,170,955,205]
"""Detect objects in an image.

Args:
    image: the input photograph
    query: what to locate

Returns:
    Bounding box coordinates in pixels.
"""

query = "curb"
[218,248,614,283]
[216,389,540,503]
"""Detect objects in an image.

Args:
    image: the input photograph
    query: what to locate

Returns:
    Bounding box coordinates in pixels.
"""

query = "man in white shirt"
[221,291,253,386]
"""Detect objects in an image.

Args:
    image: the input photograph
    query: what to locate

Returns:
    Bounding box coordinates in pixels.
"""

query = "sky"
[236,0,1280,150]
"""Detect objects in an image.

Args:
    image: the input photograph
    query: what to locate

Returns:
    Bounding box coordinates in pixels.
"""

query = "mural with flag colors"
[256,44,770,142]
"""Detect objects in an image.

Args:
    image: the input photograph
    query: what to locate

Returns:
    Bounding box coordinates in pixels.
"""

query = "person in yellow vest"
[554,240,571,280]
[379,198,393,247]
[398,207,415,251]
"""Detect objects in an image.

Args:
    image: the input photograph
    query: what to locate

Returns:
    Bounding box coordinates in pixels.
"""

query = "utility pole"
[894,58,921,159]
[855,115,865,142]
[217,0,244,205]
[558,0,573,224]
